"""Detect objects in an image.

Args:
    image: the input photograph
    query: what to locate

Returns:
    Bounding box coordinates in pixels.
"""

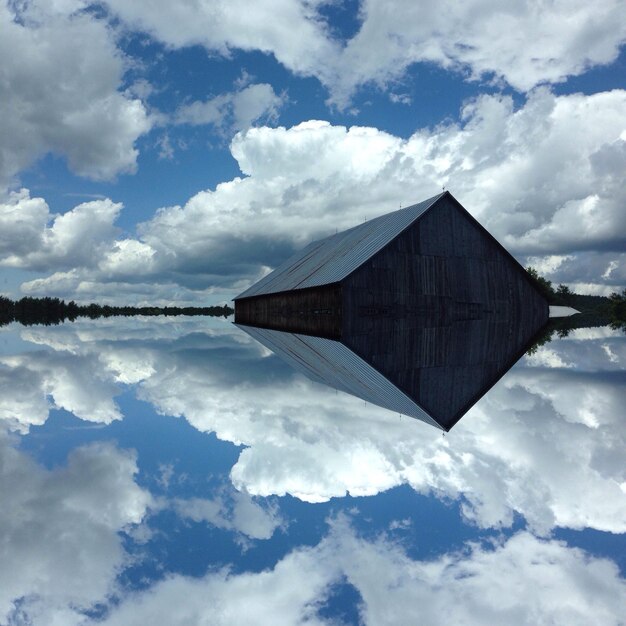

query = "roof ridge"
[235,192,447,299]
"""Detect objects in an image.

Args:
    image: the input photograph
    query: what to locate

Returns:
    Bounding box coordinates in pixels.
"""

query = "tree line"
[524,267,625,354]
[0,296,234,327]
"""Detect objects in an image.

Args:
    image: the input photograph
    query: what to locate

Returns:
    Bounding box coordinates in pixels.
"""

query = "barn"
[234,191,549,430]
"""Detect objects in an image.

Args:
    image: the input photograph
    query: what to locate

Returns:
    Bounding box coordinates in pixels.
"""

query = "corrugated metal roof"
[235,192,445,299]
[237,324,442,429]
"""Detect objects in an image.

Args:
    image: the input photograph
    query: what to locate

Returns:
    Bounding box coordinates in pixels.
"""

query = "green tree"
[525,266,555,301]
[608,289,626,331]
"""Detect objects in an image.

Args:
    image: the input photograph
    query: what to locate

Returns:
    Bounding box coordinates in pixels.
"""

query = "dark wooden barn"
[234,191,549,430]
[235,191,547,337]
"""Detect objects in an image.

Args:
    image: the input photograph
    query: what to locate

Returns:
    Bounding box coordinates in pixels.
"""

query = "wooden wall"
[234,284,342,338]
[342,194,547,335]
[341,194,549,429]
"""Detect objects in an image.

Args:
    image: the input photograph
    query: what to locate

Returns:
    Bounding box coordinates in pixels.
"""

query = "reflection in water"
[0,318,624,624]
[237,311,544,431]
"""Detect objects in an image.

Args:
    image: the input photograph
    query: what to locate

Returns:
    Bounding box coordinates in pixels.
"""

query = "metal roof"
[237,324,441,429]
[235,192,445,299]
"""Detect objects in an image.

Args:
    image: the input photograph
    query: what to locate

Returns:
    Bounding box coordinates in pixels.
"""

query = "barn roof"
[237,324,442,429]
[235,192,445,299]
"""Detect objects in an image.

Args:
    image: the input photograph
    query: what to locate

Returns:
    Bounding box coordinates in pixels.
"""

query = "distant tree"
[0,296,234,327]
[608,289,626,331]
[525,266,555,301]
[525,327,555,355]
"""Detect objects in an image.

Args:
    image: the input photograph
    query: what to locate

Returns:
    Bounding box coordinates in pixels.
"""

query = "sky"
[1,0,626,305]
[0,317,625,624]
[2,5,626,622]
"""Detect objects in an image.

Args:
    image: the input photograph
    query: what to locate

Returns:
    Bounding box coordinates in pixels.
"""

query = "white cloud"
[331,521,626,626]
[323,0,626,106]
[176,83,285,133]
[0,360,50,432]
[102,0,626,107]
[9,88,625,300]
[19,271,234,307]
[0,189,123,272]
[20,314,233,348]
[524,251,626,294]
[175,487,284,541]
[0,432,152,625]
[102,0,340,83]
[96,517,626,626]
[0,2,151,188]
[97,539,338,626]
[98,239,158,277]
[0,190,49,259]
[0,316,236,432]
[0,350,124,429]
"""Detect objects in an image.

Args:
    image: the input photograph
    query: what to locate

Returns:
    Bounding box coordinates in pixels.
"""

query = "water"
[0,317,624,624]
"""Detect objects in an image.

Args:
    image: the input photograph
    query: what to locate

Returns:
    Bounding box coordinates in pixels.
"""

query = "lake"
[0,316,624,624]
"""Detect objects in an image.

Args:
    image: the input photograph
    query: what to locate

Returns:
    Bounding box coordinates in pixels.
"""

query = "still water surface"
[0,316,625,624]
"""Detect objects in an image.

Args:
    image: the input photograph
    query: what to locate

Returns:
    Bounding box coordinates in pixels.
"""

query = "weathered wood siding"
[234,284,342,338]
[342,194,547,334]
[341,194,549,429]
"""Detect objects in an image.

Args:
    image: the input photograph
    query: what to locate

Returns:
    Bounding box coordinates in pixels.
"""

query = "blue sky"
[1,0,625,305]
[1,5,626,621]
[1,317,625,624]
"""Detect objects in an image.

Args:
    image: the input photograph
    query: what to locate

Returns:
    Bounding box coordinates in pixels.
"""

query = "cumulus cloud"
[0,189,122,271]
[0,316,235,432]
[0,1,151,188]
[102,0,626,106]
[102,0,339,83]
[333,521,626,626]
[175,487,284,541]
[524,251,626,294]
[0,433,152,625]
[0,349,124,431]
[323,0,626,106]
[98,536,338,626]
[19,87,625,301]
[94,517,626,626]
[175,83,285,134]
[0,318,179,431]
[0,360,50,432]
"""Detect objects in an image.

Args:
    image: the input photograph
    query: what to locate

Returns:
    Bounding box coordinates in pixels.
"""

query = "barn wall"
[343,195,548,333]
[234,284,342,338]
[341,194,549,428]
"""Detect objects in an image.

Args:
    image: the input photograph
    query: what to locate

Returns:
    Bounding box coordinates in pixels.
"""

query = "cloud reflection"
[0,318,624,624]
[0,431,152,625]
[1,318,624,536]
[96,516,626,626]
